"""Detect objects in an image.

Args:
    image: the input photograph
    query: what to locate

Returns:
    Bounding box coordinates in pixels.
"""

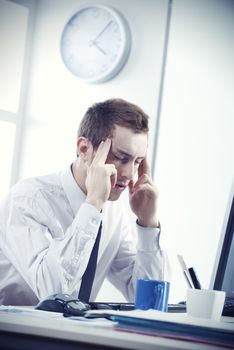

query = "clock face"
[60,5,131,83]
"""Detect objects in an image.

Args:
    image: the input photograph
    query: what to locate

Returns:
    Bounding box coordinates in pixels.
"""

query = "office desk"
[0,308,233,350]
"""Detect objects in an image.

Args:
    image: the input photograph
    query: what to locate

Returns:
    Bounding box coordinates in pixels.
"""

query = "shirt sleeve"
[1,193,101,300]
[107,216,170,302]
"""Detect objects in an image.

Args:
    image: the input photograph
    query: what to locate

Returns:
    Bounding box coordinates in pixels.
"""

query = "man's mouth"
[115,183,127,191]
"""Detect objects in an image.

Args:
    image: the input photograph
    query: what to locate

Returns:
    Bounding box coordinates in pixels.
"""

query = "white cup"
[186,289,226,321]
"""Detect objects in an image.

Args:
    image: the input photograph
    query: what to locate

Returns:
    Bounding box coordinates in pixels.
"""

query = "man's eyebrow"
[114,148,144,160]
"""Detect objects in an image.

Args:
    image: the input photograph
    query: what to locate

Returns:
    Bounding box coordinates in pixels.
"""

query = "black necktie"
[78,222,102,302]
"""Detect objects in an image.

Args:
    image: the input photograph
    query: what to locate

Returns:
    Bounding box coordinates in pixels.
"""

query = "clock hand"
[94,42,107,55]
[89,40,107,55]
[93,41,106,55]
[93,20,113,42]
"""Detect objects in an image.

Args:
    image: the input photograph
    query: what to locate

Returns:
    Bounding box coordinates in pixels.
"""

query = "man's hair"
[77,98,149,148]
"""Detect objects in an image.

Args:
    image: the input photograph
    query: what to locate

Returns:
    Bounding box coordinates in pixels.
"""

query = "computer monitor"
[209,178,234,298]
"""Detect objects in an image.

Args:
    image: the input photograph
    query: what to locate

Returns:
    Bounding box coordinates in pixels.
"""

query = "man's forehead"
[112,146,145,159]
[110,131,148,159]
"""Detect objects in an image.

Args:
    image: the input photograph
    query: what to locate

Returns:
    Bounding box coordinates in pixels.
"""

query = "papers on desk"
[67,316,115,328]
[0,305,115,328]
[86,309,234,348]
[0,305,63,318]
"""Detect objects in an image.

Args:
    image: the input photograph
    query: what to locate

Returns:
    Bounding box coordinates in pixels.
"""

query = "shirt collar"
[60,165,86,216]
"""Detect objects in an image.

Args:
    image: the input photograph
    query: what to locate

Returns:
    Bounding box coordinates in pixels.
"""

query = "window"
[0,121,16,198]
[0,0,30,200]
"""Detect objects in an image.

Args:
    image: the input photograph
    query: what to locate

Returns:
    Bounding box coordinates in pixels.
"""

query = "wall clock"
[60,4,131,83]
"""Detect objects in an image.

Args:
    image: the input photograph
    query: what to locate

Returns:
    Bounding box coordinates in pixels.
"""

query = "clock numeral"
[93,8,99,17]
[112,23,119,32]
[110,54,117,63]
[87,70,94,77]
[70,23,79,32]
[68,55,74,63]
[64,39,72,47]
[101,65,107,72]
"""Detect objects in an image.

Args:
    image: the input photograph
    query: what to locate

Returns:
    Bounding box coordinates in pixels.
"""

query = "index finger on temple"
[138,156,151,177]
[92,138,111,164]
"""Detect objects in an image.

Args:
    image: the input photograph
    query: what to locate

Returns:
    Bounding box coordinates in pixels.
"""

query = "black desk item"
[188,267,202,289]
[88,302,186,313]
[78,222,102,302]
[209,179,234,317]
[35,293,90,315]
[222,296,234,317]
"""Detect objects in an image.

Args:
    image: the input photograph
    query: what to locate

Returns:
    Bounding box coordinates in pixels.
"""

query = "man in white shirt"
[0,98,169,306]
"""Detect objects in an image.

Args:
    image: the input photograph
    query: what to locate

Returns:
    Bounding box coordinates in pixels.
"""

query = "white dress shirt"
[0,166,169,306]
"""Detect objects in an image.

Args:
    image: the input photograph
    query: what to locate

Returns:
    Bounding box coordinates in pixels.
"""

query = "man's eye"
[115,155,128,163]
[114,155,123,161]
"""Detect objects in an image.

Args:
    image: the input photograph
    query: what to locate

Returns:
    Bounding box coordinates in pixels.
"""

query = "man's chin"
[108,187,125,201]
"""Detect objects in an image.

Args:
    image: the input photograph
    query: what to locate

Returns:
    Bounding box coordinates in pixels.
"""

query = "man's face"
[105,125,148,201]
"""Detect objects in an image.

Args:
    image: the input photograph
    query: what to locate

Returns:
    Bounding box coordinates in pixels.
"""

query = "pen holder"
[187,289,226,321]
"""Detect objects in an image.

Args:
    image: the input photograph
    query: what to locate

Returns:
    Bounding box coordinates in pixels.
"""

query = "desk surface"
[0,307,233,350]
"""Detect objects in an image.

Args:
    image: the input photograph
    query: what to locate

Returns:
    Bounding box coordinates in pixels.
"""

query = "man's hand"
[85,139,117,211]
[129,158,159,228]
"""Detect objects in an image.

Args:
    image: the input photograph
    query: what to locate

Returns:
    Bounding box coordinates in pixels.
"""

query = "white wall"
[156,0,234,302]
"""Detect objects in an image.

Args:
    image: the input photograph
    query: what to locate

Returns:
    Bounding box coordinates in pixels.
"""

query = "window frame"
[0,0,36,190]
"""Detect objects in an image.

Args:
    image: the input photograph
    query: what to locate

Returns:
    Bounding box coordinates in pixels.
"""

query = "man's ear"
[76,137,93,163]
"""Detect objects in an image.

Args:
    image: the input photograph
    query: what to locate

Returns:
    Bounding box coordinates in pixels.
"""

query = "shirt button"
[91,217,98,225]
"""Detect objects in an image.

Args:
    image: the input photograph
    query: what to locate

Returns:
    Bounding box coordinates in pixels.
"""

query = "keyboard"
[222,296,234,316]
[89,302,186,312]
[90,299,234,316]
[89,302,134,311]
[169,298,234,317]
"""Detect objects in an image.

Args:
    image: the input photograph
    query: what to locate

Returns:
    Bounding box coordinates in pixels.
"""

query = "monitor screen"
[209,178,234,298]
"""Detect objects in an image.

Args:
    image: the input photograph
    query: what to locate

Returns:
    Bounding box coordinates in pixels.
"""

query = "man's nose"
[120,163,135,180]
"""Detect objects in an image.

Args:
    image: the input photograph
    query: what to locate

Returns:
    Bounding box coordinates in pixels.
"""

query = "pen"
[177,254,195,289]
[188,267,202,289]
[183,270,194,289]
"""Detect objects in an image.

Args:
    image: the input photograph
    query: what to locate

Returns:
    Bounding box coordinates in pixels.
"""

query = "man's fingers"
[131,174,153,192]
[110,173,117,188]
[128,180,134,192]
[138,157,151,178]
[92,138,111,165]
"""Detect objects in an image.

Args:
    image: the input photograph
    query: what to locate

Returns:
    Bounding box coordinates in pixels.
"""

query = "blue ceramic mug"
[135,279,170,312]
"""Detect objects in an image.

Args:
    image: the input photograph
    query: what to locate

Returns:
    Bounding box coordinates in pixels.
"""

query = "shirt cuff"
[136,222,161,251]
[74,202,102,239]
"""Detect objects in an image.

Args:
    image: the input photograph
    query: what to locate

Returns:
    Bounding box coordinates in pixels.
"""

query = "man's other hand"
[128,157,159,228]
